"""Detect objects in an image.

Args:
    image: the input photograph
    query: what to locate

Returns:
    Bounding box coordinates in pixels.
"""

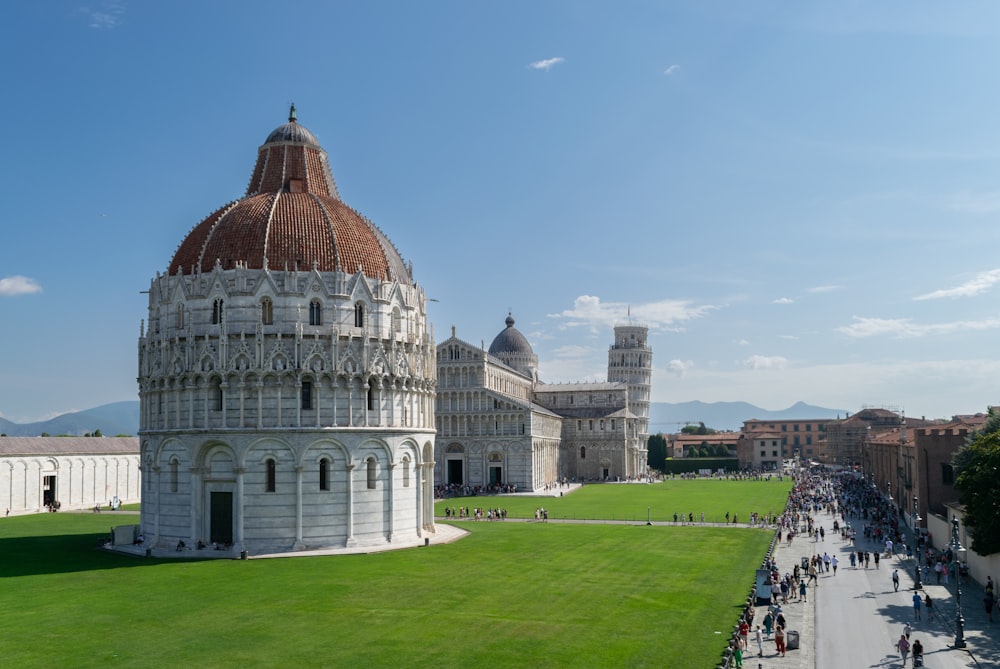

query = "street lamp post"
[951,516,967,648]
[912,495,922,590]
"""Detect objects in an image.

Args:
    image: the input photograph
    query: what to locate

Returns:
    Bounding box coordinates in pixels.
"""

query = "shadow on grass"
[0,532,208,578]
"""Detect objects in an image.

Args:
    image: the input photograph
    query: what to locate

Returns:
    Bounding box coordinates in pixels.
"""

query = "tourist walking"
[924,594,934,621]
[985,592,995,623]
[774,626,786,657]
[892,569,900,592]
[912,592,922,620]
[754,625,763,657]
[912,639,924,666]
[896,634,910,665]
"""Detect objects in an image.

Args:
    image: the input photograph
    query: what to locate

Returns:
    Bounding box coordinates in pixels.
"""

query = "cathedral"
[435,315,651,491]
[136,108,437,555]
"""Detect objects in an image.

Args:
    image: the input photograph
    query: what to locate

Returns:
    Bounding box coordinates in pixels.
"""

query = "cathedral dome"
[489,313,534,357]
[169,106,410,283]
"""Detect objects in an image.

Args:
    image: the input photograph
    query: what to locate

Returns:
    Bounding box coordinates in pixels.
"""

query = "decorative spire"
[289,103,297,123]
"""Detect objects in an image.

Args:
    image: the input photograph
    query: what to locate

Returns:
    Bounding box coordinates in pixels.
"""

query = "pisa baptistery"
[137,107,436,555]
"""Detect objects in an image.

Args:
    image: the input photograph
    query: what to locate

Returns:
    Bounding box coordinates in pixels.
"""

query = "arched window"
[366,457,377,489]
[212,299,224,325]
[176,304,184,329]
[212,378,223,411]
[367,384,375,411]
[354,302,365,328]
[391,307,401,334]
[266,458,276,492]
[580,446,586,460]
[154,308,161,334]
[402,456,411,488]
[261,298,273,325]
[169,458,179,493]
[319,458,329,491]
[309,299,322,326]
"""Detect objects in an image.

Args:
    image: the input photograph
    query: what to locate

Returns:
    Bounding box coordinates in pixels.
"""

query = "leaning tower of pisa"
[607,323,652,472]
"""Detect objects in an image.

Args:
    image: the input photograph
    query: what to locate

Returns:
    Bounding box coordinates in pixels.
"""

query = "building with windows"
[741,419,827,462]
[0,437,140,515]
[136,109,437,555]
[435,316,650,490]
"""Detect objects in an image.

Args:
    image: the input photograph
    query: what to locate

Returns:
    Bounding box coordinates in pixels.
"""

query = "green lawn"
[0,482,784,668]
[436,478,793,523]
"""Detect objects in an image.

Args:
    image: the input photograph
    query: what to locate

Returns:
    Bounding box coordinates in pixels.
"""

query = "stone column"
[386,462,396,542]
[345,463,356,547]
[235,467,245,552]
[189,466,202,548]
[294,466,304,549]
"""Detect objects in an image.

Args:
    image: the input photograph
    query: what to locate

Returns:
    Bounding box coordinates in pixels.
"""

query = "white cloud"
[807,285,841,294]
[548,295,717,332]
[734,339,750,347]
[914,268,1000,300]
[744,355,788,370]
[666,359,694,376]
[0,275,42,297]
[948,190,1000,214]
[529,57,565,70]
[664,64,680,75]
[80,2,126,30]
[838,315,1000,338]
[541,344,607,384]
[778,334,799,340]
[773,297,794,304]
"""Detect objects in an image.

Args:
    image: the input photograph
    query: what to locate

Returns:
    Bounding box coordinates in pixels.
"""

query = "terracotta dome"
[169,106,410,283]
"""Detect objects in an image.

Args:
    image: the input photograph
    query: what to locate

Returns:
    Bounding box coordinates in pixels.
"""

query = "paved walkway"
[752,507,1000,669]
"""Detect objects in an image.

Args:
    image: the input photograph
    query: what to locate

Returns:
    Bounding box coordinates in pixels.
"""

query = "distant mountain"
[649,400,846,433]
[0,401,140,437]
[2,399,845,438]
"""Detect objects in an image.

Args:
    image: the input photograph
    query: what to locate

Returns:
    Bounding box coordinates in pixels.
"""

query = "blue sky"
[3,1,1000,424]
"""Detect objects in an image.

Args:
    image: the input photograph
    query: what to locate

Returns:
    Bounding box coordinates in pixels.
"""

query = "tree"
[954,430,1000,555]
[646,434,667,471]
[681,422,718,435]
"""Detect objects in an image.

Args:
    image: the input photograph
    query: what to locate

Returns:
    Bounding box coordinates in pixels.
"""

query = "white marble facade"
[0,437,139,514]
[435,318,651,491]
[137,110,436,555]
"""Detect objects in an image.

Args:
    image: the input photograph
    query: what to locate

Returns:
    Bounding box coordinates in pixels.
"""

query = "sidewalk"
[751,508,1000,669]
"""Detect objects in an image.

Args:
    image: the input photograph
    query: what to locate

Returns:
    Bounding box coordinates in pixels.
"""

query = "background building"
[0,437,139,514]
[136,109,437,555]
[435,316,651,490]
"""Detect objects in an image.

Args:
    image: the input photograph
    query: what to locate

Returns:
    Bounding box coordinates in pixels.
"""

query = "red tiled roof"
[169,111,409,283]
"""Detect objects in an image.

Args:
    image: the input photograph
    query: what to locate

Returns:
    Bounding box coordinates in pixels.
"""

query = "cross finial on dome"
[289,103,297,123]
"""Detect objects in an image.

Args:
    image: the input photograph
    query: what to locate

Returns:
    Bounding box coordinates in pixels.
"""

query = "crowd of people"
[442,506,508,521]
